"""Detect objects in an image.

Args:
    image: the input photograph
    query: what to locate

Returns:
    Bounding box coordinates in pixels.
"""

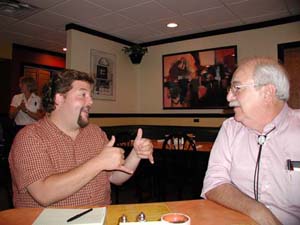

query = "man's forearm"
[205,183,281,225]
[24,109,44,120]
[27,155,106,206]
[206,183,258,215]
[110,149,140,185]
[9,106,20,119]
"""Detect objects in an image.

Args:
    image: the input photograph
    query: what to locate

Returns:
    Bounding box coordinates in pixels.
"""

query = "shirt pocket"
[287,171,300,206]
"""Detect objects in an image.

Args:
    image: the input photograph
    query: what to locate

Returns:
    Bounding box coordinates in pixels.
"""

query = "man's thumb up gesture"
[133,128,154,164]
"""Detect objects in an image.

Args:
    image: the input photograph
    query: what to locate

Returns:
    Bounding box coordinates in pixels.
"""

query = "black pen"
[67,208,93,222]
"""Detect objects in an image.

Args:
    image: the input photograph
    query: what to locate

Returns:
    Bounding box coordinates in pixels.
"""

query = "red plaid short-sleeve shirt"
[9,117,111,207]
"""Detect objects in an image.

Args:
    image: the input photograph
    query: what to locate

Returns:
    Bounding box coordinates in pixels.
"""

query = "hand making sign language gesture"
[108,128,154,185]
[100,128,154,175]
[133,128,154,164]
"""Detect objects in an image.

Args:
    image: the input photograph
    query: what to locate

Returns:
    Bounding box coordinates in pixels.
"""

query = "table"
[0,199,257,225]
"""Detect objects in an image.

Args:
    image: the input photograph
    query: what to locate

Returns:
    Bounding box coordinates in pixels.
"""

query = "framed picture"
[90,49,116,100]
[163,46,237,109]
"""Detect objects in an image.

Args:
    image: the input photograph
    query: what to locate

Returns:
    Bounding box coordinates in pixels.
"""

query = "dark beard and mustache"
[77,106,90,128]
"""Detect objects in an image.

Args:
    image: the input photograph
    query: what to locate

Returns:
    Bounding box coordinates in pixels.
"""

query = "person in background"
[9,69,154,208]
[201,57,300,225]
[168,57,191,106]
[9,76,44,133]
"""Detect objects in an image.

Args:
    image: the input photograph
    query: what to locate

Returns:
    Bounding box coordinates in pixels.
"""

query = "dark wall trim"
[66,15,299,47]
[13,44,66,58]
[1,113,233,118]
[66,23,136,46]
[278,41,300,63]
[90,113,233,118]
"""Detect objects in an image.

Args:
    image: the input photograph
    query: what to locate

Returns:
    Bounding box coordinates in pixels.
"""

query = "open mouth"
[80,107,90,118]
[229,101,240,108]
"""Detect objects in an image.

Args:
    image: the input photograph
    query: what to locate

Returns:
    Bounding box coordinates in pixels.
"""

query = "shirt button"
[265,184,269,189]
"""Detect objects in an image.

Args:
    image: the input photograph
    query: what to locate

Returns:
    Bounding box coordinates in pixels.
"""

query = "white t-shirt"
[10,93,41,125]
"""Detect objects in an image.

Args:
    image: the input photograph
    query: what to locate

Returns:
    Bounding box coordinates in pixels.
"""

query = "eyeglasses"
[228,83,258,94]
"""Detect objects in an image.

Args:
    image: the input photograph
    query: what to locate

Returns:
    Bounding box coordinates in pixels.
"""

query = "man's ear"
[54,93,65,107]
[263,84,276,102]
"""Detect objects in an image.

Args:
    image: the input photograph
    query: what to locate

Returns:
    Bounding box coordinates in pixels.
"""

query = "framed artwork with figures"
[163,46,237,109]
[90,49,116,100]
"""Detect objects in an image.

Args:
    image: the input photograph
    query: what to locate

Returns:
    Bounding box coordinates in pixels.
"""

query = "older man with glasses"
[201,57,300,225]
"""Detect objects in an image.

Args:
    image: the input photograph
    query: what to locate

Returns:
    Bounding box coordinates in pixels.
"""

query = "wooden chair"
[162,133,196,151]
[159,133,198,200]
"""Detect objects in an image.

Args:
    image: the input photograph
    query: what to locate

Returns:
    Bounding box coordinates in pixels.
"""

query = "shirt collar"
[260,103,289,134]
[22,92,36,101]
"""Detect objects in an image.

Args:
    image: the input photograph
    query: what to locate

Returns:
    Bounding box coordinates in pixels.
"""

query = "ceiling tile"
[0,15,18,28]
[25,11,79,31]
[1,31,30,40]
[227,0,288,19]
[157,0,222,15]
[87,13,137,32]
[48,0,110,21]
[118,1,177,24]
[87,0,150,11]
[184,6,237,27]
[7,22,56,40]
[286,0,300,14]
[202,20,243,31]
[112,24,161,42]
[243,11,290,24]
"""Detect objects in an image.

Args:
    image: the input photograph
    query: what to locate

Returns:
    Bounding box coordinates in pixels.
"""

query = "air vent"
[0,0,39,18]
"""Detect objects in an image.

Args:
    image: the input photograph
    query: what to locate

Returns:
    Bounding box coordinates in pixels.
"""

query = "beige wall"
[66,29,139,113]
[90,117,225,128]
[67,22,300,114]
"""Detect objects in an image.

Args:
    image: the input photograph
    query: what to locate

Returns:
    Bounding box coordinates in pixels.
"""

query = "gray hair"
[19,76,38,94]
[244,58,290,101]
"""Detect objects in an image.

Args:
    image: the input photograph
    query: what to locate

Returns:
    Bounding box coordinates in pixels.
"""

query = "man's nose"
[87,95,93,106]
[227,88,236,102]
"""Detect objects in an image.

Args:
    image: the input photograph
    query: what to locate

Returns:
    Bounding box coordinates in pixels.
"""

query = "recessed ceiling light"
[63,47,67,52]
[167,22,178,28]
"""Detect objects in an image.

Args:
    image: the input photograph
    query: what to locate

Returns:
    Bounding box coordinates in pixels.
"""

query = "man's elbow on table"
[27,181,58,207]
[27,191,54,207]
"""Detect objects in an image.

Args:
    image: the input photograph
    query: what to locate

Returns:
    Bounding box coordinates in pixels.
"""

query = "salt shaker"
[137,212,146,222]
[119,214,128,223]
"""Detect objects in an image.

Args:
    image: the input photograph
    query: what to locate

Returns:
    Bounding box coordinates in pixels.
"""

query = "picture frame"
[90,49,116,100]
[163,46,237,109]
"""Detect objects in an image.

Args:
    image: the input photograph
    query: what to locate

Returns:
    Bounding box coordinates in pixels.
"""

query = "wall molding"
[65,15,300,47]
[90,113,233,118]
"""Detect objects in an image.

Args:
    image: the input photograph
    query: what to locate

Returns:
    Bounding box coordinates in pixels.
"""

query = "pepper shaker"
[119,214,128,223]
[136,212,146,222]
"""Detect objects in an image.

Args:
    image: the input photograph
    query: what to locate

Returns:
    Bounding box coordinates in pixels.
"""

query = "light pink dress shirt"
[201,104,300,225]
